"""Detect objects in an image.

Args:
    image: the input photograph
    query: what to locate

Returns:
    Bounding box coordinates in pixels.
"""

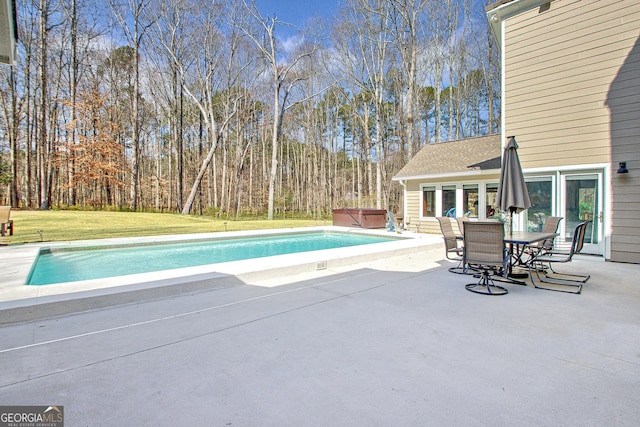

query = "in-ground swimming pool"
[27,230,403,286]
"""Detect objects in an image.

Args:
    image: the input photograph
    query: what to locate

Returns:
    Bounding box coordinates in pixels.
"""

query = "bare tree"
[148,0,189,211]
[423,1,447,142]
[155,0,248,214]
[4,0,495,214]
[0,66,22,207]
[108,0,156,211]
[37,0,51,208]
[333,0,394,209]
[235,0,322,220]
[389,0,429,157]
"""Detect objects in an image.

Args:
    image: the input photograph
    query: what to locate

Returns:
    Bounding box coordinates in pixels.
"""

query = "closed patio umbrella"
[495,136,531,233]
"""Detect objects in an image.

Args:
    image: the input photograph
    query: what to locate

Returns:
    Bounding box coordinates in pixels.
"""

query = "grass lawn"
[1,210,328,245]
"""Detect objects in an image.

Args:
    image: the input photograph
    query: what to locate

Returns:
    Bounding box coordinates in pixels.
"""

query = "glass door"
[561,173,602,255]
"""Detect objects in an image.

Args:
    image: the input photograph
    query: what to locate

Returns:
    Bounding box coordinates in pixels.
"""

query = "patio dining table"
[503,231,558,282]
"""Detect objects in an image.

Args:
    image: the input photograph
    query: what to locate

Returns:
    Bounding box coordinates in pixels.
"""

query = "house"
[393,0,640,263]
[393,135,502,235]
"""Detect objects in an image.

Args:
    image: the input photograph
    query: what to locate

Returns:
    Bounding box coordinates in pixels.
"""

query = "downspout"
[500,17,506,148]
[399,179,407,230]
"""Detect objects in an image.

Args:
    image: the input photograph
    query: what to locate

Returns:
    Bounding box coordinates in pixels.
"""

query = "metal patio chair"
[463,221,510,295]
[455,216,470,237]
[524,216,563,260]
[436,216,465,274]
[527,220,591,294]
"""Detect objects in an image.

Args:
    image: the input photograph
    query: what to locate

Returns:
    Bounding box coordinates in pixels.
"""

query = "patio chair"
[0,206,13,237]
[525,216,563,259]
[527,220,591,294]
[463,221,510,295]
[436,216,465,274]
[455,216,470,236]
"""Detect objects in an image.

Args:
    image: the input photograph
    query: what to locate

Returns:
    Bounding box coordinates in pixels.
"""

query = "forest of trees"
[0,0,500,219]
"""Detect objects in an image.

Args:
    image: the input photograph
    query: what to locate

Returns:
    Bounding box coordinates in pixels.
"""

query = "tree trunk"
[182,133,217,215]
[38,0,49,209]
[267,86,282,220]
[130,36,140,211]
[68,0,77,207]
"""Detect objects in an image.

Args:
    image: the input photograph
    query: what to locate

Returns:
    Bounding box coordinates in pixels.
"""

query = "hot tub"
[332,208,387,229]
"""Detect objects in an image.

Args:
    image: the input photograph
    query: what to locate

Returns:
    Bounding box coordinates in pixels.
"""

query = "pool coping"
[0,226,442,325]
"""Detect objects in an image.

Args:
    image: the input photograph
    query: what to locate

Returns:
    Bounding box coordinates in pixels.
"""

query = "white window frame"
[420,181,500,220]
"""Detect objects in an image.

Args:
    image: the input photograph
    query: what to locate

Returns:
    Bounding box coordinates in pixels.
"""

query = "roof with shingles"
[393,134,502,180]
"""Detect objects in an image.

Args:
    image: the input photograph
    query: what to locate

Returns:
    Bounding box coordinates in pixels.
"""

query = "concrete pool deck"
[1,229,639,425]
[0,226,441,324]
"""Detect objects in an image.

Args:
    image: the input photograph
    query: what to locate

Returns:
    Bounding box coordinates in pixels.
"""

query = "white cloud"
[280,33,305,53]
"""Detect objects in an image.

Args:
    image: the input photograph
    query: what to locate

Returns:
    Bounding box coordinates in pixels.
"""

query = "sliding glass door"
[561,173,602,255]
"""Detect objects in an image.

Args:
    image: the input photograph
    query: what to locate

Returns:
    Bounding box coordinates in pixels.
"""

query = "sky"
[256,0,340,29]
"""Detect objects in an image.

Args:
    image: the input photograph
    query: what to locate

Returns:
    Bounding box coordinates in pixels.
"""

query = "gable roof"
[393,134,502,181]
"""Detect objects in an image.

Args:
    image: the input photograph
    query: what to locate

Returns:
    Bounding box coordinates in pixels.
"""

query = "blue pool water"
[27,232,397,285]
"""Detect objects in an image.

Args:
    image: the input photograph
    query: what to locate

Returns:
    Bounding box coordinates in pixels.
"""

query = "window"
[421,183,496,219]
[463,185,479,218]
[442,186,456,217]
[422,187,435,217]
[526,179,553,231]
[486,183,498,217]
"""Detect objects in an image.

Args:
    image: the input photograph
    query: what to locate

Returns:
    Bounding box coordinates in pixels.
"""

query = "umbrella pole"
[507,206,528,280]
[509,207,517,236]
[510,210,514,236]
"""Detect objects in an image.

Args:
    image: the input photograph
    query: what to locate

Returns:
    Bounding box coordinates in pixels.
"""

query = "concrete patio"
[0,239,639,426]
